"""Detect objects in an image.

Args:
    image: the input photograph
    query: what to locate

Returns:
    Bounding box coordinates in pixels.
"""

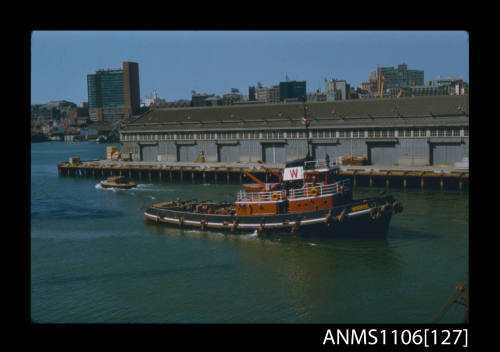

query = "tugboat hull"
[144,195,402,237]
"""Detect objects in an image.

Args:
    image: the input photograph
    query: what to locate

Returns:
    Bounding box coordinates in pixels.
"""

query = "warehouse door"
[218,144,240,162]
[262,143,286,164]
[368,143,396,166]
[140,144,158,162]
[313,144,338,163]
[177,144,198,162]
[430,143,462,166]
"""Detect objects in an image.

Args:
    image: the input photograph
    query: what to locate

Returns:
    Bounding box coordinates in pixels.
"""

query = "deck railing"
[236,189,287,202]
[303,159,338,170]
[236,179,350,203]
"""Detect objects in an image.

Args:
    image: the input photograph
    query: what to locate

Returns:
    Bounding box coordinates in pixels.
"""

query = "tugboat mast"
[302,96,312,160]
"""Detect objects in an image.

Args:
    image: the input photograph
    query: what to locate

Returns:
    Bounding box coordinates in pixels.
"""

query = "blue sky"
[31,30,469,105]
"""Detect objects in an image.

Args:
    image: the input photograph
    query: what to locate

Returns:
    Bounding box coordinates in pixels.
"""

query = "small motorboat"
[100,176,136,189]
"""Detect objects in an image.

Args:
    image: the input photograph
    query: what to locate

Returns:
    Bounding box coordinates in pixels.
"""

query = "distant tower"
[87,61,140,122]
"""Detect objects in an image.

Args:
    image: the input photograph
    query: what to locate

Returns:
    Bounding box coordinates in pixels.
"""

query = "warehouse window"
[430,129,437,137]
[452,128,460,137]
[438,128,444,137]
[381,130,388,137]
[388,129,395,137]
[463,127,469,136]
[404,128,412,137]
[446,129,453,137]
[374,129,381,138]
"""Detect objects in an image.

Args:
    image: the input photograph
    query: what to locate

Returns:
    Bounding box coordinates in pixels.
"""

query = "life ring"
[310,188,319,197]
[339,185,344,196]
[271,192,280,201]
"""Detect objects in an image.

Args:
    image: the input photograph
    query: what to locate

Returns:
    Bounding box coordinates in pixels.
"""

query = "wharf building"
[119,95,469,167]
[87,62,140,122]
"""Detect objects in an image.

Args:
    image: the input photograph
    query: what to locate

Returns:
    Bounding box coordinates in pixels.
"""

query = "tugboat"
[100,175,137,189]
[143,158,403,237]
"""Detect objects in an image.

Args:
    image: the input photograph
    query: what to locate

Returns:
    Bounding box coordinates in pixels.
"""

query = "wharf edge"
[58,159,469,191]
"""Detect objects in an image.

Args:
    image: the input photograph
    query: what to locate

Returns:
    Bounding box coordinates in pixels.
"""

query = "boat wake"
[243,230,259,238]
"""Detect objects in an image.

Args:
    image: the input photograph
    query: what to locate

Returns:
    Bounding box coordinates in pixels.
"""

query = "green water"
[30,142,468,323]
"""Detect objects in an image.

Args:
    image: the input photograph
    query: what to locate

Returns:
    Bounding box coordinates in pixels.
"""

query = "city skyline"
[31,30,469,105]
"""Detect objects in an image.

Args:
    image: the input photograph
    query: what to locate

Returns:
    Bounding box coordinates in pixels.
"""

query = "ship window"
[438,128,444,137]
[463,127,469,136]
[453,128,460,136]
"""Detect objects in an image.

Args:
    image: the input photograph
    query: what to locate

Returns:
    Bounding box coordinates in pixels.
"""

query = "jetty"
[58,158,468,191]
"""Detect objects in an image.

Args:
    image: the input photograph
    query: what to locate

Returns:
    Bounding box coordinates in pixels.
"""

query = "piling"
[57,160,468,191]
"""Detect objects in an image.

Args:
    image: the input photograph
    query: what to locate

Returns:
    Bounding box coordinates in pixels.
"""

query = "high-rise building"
[324,78,350,101]
[248,86,256,101]
[87,62,140,122]
[256,85,280,104]
[380,63,424,90]
[279,80,306,102]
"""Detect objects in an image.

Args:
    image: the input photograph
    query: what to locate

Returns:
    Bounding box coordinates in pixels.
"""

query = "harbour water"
[31,142,468,324]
